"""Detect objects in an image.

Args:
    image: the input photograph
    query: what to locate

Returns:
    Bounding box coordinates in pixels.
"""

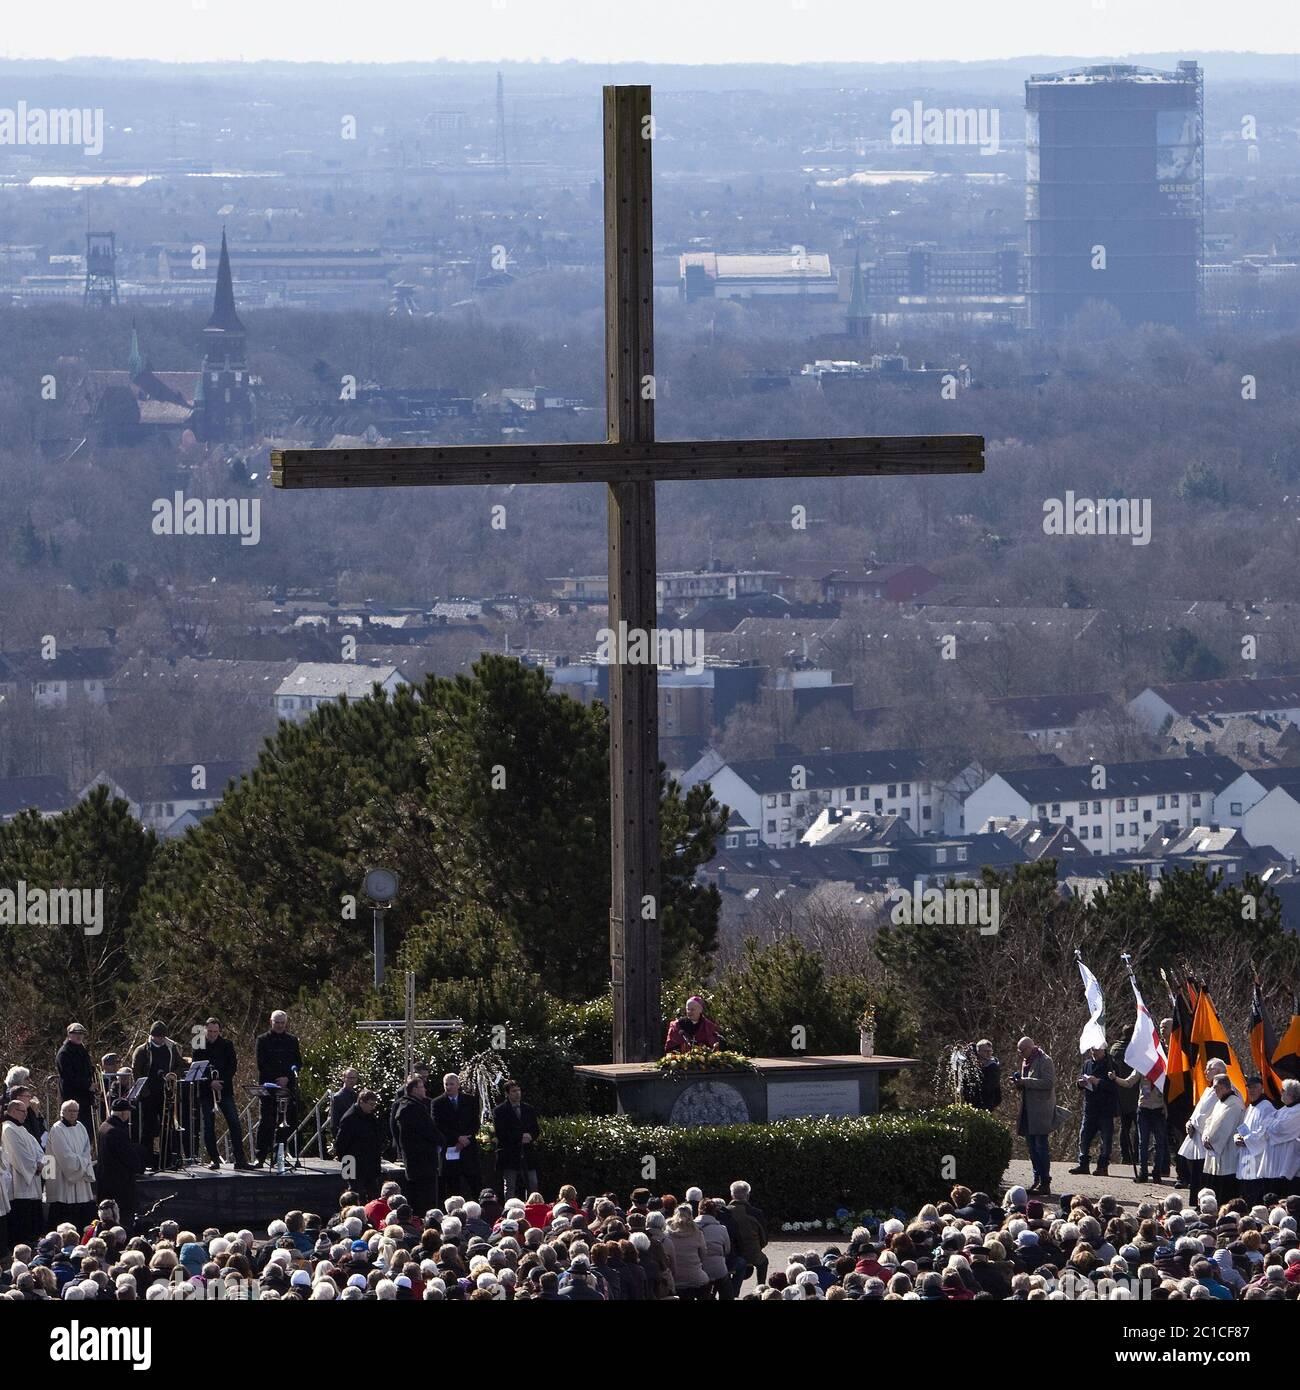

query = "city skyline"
[2,0,1299,67]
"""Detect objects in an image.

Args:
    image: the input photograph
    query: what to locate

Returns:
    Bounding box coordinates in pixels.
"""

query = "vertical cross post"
[605,85,661,1063]
[404,970,416,1080]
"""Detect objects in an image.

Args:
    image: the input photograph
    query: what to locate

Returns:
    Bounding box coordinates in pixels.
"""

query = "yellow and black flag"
[1248,981,1284,1105]
[1161,969,1194,1127]
[1273,994,1300,1083]
[1189,981,1248,1098]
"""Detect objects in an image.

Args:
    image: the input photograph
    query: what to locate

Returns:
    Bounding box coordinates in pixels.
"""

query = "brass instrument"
[159,1072,181,1170]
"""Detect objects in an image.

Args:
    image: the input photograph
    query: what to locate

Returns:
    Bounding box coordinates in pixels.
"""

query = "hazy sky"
[4,0,1298,66]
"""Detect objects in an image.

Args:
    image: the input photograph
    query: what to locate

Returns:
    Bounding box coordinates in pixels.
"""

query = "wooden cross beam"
[272,85,984,1064]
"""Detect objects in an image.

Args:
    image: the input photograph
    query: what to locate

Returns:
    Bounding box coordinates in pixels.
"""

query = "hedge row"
[532,1105,1011,1222]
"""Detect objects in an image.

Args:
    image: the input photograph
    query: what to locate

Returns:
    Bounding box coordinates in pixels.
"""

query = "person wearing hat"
[98,1094,145,1233]
[56,1023,97,1145]
[664,995,722,1053]
[131,1023,183,1171]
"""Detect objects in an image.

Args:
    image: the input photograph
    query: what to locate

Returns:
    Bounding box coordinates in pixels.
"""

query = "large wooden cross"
[272,86,984,1063]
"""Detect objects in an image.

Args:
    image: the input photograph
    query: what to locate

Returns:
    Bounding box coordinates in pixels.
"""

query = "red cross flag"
[1124,976,1168,1090]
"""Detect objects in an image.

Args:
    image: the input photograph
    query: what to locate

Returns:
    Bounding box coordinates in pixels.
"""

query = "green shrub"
[532,1104,1010,1221]
[301,1023,587,1119]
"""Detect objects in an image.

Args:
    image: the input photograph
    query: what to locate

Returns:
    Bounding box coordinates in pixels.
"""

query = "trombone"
[159,1073,182,1170]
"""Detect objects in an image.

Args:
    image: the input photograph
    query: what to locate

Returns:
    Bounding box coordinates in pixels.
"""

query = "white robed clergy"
[1236,1077,1300,1186]
[47,1100,96,1207]
[1178,1058,1228,1163]
[1,1107,45,1200]
[1201,1077,1246,1180]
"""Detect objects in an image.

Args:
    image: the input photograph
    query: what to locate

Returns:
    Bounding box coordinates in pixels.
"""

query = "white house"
[0,648,116,710]
[681,747,934,848]
[1242,786,1300,863]
[963,756,1243,856]
[1215,766,1300,828]
[274,661,407,723]
[80,761,245,833]
[1129,674,1300,734]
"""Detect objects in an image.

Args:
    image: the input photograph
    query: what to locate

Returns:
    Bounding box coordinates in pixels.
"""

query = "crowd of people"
[5,1175,1300,1301]
[6,1005,1300,1302]
[961,1033,1300,1202]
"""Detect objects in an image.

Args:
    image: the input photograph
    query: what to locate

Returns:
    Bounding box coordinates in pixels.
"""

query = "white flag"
[1124,977,1168,1090]
[1077,957,1106,1053]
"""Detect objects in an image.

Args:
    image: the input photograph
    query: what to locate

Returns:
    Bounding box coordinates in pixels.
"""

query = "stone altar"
[574,1054,918,1126]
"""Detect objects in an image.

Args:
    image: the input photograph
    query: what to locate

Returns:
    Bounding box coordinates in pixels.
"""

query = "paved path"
[755,1159,1189,1282]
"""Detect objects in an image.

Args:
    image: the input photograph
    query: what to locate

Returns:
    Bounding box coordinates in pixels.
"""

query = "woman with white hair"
[47,1099,97,1232]
[1178,1058,1227,1195]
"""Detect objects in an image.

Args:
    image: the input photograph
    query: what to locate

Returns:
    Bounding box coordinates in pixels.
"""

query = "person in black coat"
[432,1073,480,1200]
[334,1090,384,1200]
[192,1018,249,1170]
[492,1080,542,1202]
[394,1077,440,1214]
[98,1098,145,1233]
[131,1024,184,1170]
[1071,1044,1118,1176]
[388,1063,431,1160]
[330,1069,361,1136]
[57,1023,97,1144]
[253,1011,302,1165]
[961,1040,1002,1110]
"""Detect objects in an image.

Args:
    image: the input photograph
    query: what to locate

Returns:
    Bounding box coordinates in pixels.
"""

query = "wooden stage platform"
[136,1157,371,1230]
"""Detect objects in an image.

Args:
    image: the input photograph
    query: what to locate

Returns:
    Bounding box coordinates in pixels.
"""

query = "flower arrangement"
[858,1004,877,1032]
[656,1045,755,1075]
[781,1206,899,1236]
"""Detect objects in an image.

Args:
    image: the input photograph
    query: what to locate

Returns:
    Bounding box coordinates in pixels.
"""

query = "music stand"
[183,1062,209,1169]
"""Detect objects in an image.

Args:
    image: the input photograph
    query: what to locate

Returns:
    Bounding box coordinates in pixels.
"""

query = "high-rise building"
[1025,61,1203,332]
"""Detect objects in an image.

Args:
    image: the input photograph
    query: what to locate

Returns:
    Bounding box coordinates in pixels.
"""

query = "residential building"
[273,661,408,722]
[1159,711,1300,765]
[1214,766,1300,828]
[1128,673,1300,733]
[681,747,935,848]
[987,691,1114,743]
[964,756,1243,855]
[80,761,245,834]
[1243,787,1300,865]
[0,647,118,709]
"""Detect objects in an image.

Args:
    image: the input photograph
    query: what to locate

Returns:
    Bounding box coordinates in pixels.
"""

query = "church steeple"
[205,228,245,336]
[195,228,251,443]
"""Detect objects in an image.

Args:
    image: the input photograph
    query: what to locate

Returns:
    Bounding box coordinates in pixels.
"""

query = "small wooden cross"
[273,86,984,1063]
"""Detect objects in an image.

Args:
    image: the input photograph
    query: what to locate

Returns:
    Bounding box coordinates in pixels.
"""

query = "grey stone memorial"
[575,1054,918,1127]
